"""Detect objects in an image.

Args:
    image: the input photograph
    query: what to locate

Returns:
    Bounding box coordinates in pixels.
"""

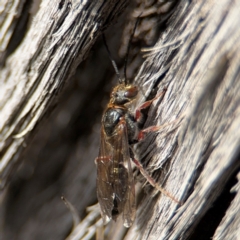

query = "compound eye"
[112,92,118,98]
[124,86,138,98]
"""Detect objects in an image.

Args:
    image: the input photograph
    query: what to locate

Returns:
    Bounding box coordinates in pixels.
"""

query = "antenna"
[102,34,122,83]
[123,16,141,85]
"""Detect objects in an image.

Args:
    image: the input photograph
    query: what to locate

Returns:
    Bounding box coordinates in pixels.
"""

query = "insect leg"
[137,117,182,141]
[132,158,181,204]
[135,88,167,121]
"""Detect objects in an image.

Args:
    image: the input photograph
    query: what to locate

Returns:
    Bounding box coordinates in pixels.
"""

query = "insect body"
[95,30,180,228]
[95,80,180,227]
[95,83,138,228]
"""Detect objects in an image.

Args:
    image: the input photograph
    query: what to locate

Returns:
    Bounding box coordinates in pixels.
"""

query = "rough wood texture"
[0,0,127,186]
[0,0,240,240]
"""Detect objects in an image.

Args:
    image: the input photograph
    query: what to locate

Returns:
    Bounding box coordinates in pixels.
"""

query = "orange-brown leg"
[132,158,181,204]
[135,88,167,121]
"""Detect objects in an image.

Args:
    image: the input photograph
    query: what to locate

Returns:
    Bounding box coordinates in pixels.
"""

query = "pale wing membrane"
[112,118,136,227]
[96,128,114,224]
[96,119,136,227]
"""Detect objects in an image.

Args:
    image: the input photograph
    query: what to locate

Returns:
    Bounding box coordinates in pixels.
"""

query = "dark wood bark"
[0,0,239,240]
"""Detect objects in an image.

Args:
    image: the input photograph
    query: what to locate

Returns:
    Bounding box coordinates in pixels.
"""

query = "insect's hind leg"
[132,157,181,204]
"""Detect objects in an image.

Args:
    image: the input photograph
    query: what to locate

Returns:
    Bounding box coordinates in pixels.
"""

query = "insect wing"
[114,118,136,227]
[96,128,114,225]
[96,119,136,227]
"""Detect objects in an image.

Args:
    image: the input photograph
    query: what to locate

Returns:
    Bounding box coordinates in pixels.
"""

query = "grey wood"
[0,0,128,187]
[0,0,239,240]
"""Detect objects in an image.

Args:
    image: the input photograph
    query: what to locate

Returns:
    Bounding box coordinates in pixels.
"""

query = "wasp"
[95,28,179,228]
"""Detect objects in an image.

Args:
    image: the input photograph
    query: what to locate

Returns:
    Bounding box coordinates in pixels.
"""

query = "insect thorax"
[102,107,138,144]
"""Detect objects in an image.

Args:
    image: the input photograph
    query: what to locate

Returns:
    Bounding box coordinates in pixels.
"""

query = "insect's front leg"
[135,88,175,140]
[135,89,184,141]
[135,88,167,122]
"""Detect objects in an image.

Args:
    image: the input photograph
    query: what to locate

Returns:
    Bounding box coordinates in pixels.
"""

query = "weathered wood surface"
[1,0,240,240]
[0,0,128,187]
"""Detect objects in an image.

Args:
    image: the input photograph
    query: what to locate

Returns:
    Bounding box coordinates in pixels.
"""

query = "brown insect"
[95,31,179,228]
